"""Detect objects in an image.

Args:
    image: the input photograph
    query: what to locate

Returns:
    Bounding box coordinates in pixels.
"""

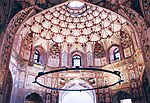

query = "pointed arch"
[112,91,131,103]
[25,92,43,103]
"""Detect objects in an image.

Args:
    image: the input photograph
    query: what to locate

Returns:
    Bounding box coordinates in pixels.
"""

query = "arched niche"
[61,52,68,67]
[45,93,52,103]
[48,43,61,67]
[87,52,93,67]
[94,42,106,66]
[120,30,134,59]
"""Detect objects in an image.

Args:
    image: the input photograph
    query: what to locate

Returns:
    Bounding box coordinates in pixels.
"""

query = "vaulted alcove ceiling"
[17,0,135,51]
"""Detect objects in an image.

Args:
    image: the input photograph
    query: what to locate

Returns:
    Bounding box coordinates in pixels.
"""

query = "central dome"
[23,0,130,44]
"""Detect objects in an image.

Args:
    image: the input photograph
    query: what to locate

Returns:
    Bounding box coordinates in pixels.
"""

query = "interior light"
[66,1,87,16]
[68,1,85,8]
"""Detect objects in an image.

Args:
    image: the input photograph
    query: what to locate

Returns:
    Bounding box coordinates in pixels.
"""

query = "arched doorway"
[142,70,150,103]
[59,79,96,103]
[112,91,131,103]
[24,92,43,103]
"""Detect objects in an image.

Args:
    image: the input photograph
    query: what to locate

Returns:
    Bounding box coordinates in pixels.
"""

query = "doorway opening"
[24,92,43,103]
[112,91,131,103]
[59,79,96,103]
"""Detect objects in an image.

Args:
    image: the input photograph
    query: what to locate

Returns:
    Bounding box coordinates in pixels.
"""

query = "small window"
[34,50,40,63]
[114,48,120,60]
[72,55,81,67]
[109,46,121,63]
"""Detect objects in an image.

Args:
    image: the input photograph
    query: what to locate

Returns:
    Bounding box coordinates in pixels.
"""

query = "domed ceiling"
[18,0,135,51]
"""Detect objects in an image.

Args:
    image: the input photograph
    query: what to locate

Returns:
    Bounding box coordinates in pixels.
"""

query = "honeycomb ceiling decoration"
[25,0,128,44]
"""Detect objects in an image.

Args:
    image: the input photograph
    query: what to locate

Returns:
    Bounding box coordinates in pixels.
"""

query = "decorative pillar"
[67,44,72,67]
[105,48,110,64]
[119,46,124,60]
[83,44,87,67]
[92,42,95,66]
[28,41,34,66]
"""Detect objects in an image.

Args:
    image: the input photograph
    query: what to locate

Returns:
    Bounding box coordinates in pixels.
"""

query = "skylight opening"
[68,1,85,9]
[66,1,87,16]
